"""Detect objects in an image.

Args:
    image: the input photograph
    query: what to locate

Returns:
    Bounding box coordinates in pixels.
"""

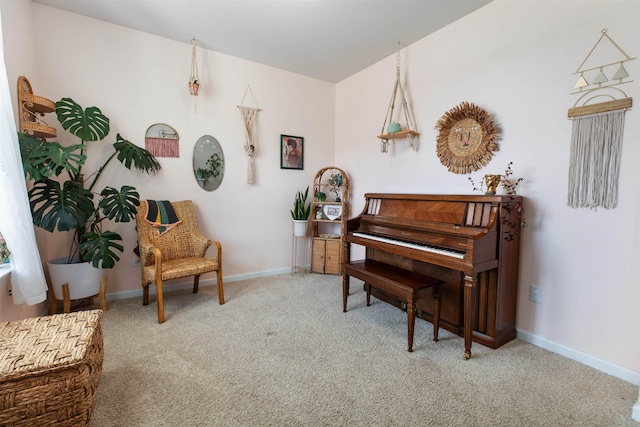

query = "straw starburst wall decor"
[435,101,498,174]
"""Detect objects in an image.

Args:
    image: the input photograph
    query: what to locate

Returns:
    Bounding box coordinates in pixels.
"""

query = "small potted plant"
[328,172,343,201]
[290,186,311,236]
[315,191,326,202]
[189,79,200,96]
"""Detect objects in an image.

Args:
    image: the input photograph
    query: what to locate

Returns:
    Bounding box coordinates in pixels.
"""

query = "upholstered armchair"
[135,200,224,323]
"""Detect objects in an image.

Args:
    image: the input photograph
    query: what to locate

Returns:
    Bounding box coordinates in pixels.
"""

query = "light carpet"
[89,273,638,426]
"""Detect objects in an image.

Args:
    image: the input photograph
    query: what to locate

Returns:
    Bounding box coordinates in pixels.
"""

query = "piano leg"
[407,299,416,352]
[463,274,475,359]
[433,289,441,342]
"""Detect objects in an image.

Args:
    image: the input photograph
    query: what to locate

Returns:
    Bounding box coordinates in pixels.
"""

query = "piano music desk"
[343,259,443,352]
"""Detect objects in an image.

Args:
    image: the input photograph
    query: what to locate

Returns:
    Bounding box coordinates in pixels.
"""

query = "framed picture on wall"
[280,135,304,170]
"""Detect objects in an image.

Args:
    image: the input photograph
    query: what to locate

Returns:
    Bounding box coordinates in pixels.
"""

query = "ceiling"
[33,0,492,83]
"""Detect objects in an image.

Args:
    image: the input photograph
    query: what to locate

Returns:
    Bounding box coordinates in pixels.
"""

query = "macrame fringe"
[567,110,625,209]
[239,105,259,184]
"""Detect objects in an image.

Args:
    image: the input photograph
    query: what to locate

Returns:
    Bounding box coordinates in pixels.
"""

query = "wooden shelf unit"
[310,166,349,275]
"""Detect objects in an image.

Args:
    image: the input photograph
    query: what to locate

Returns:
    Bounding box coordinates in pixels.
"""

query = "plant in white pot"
[290,186,311,236]
[19,97,161,305]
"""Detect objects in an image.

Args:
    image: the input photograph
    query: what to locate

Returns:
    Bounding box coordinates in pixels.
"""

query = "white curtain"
[0,10,47,305]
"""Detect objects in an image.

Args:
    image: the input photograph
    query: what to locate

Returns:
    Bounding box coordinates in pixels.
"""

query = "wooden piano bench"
[343,259,443,352]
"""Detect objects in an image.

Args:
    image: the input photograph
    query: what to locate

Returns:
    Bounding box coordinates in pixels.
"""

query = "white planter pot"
[292,219,309,237]
[48,257,102,300]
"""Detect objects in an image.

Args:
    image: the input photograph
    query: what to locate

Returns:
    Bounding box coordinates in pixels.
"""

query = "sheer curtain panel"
[0,11,47,305]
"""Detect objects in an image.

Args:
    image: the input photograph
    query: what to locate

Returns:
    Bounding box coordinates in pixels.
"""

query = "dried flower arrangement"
[469,162,527,241]
[468,162,523,195]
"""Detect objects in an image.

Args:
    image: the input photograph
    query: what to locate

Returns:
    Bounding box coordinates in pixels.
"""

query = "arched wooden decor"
[435,102,498,174]
[145,123,179,158]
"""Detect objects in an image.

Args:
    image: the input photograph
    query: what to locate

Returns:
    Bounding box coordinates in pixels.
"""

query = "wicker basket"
[0,309,104,426]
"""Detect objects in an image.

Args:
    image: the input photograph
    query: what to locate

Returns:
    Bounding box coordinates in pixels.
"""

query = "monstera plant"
[19,97,161,268]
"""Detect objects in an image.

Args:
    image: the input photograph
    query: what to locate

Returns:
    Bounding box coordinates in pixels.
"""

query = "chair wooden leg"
[193,275,200,293]
[217,269,224,304]
[62,283,71,313]
[98,276,108,311]
[143,284,150,305]
[156,277,165,323]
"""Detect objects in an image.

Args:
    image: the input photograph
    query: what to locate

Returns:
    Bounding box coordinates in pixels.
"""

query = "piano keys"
[341,193,523,359]
[352,232,465,259]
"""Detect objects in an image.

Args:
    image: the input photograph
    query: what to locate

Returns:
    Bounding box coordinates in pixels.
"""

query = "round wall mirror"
[193,135,224,191]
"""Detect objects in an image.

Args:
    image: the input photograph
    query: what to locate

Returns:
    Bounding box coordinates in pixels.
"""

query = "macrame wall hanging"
[567,29,635,209]
[238,85,261,184]
[377,43,419,153]
[189,38,200,96]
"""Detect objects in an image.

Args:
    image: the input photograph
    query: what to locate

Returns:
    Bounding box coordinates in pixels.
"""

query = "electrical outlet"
[529,285,542,304]
[7,287,11,296]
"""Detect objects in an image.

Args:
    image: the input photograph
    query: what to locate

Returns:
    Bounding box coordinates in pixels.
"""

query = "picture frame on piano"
[280,134,304,170]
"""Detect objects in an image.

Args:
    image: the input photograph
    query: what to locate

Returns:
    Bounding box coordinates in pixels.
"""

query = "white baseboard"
[517,330,640,386]
[518,330,640,422]
[105,267,292,302]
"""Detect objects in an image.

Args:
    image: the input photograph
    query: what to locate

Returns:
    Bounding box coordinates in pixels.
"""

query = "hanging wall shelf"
[376,129,420,141]
[377,43,419,153]
[17,76,57,140]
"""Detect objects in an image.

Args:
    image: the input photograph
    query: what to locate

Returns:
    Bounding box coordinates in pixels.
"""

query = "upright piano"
[342,194,523,359]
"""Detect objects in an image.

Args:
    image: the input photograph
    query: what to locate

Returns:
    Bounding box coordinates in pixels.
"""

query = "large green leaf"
[113,134,162,173]
[55,98,110,142]
[78,230,123,268]
[19,134,87,181]
[19,133,59,180]
[29,179,95,232]
[98,185,140,222]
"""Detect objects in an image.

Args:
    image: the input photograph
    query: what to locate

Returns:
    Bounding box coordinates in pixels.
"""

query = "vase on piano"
[484,174,502,195]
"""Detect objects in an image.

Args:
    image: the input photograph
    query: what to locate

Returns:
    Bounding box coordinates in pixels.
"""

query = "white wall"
[25,4,335,296]
[336,0,639,376]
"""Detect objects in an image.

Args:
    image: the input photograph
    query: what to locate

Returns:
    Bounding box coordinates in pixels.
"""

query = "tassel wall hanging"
[567,29,635,209]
